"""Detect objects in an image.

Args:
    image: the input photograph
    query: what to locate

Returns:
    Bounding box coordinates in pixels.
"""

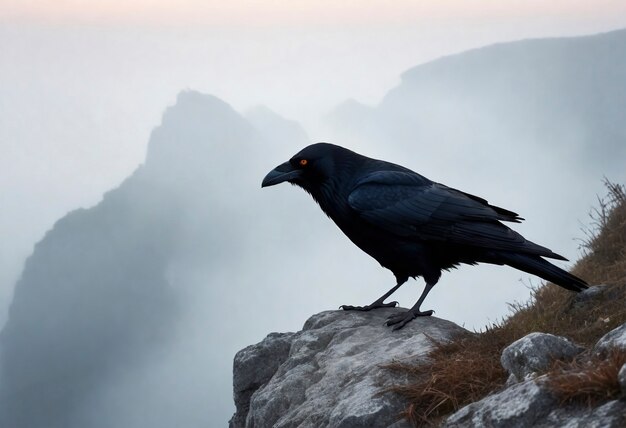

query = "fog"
[2,7,626,427]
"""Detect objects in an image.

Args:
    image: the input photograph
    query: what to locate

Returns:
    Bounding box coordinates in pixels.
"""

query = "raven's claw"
[386,309,433,330]
[340,301,398,311]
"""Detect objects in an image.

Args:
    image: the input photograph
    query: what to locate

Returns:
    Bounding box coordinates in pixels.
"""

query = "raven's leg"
[340,279,406,311]
[386,280,435,330]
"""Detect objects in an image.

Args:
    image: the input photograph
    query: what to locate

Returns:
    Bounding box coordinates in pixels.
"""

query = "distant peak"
[245,104,309,147]
[174,90,229,108]
[245,105,276,117]
[144,90,256,174]
[156,89,248,128]
[163,90,240,122]
[245,105,300,126]
[400,27,626,83]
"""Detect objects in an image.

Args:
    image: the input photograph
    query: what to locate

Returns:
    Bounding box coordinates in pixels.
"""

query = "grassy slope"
[388,182,626,426]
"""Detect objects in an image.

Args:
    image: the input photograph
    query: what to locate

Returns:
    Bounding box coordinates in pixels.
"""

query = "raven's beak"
[262,161,303,187]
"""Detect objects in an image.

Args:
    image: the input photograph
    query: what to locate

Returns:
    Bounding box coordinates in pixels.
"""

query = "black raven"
[262,143,588,329]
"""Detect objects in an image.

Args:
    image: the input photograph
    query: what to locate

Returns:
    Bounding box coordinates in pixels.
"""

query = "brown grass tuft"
[386,328,510,425]
[547,348,626,406]
[388,181,626,426]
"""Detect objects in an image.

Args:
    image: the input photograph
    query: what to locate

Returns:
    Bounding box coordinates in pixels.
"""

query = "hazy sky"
[2,0,626,326]
[2,2,626,426]
[4,1,626,27]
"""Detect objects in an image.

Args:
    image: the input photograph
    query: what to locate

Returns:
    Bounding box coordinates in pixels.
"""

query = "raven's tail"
[490,252,588,292]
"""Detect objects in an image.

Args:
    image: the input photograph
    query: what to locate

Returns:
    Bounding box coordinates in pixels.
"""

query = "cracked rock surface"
[230,309,468,428]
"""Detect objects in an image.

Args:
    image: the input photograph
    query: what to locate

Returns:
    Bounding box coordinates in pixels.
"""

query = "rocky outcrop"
[233,315,626,428]
[231,333,296,428]
[230,309,468,428]
[444,322,626,428]
[443,378,556,428]
[445,378,626,428]
[444,376,626,428]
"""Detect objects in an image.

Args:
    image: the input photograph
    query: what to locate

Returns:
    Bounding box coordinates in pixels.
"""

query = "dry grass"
[387,181,626,426]
[547,349,626,406]
[386,329,510,425]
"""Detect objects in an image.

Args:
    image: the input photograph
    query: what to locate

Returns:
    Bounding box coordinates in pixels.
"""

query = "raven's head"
[262,143,357,192]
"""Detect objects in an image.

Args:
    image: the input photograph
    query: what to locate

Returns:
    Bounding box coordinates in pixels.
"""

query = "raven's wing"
[348,171,564,259]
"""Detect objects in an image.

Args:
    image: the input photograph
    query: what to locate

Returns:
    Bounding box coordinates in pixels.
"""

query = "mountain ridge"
[0,90,309,428]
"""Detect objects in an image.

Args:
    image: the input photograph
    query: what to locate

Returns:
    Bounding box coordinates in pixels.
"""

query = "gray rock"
[501,332,583,382]
[443,378,556,428]
[572,285,605,307]
[542,400,626,428]
[231,308,468,428]
[444,370,626,428]
[594,322,626,355]
[230,332,296,428]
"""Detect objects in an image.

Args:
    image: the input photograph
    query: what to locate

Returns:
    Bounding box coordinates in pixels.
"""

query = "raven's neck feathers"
[304,149,370,221]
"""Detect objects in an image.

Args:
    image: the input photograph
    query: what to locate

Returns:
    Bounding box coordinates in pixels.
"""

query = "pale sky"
[2,0,626,326]
[3,0,626,28]
[2,2,626,425]
[2,0,626,323]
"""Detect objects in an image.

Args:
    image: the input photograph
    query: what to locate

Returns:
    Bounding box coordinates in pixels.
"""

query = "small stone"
[501,332,583,382]
[572,285,605,307]
[594,323,626,355]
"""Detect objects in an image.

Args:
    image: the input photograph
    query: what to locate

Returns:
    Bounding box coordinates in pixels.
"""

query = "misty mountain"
[0,91,309,427]
[0,169,182,427]
[245,105,309,150]
[4,28,625,428]
[329,28,626,173]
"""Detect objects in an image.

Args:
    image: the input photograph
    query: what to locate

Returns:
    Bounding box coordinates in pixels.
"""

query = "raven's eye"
[299,159,308,167]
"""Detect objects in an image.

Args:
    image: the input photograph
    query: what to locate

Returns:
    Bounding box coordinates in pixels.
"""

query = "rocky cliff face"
[231,308,626,428]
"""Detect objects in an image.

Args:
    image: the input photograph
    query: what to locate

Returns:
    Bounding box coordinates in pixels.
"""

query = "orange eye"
[299,159,308,166]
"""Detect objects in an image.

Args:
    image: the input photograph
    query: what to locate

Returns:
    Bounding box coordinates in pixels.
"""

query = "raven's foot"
[385,309,434,330]
[340,301,399,311]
